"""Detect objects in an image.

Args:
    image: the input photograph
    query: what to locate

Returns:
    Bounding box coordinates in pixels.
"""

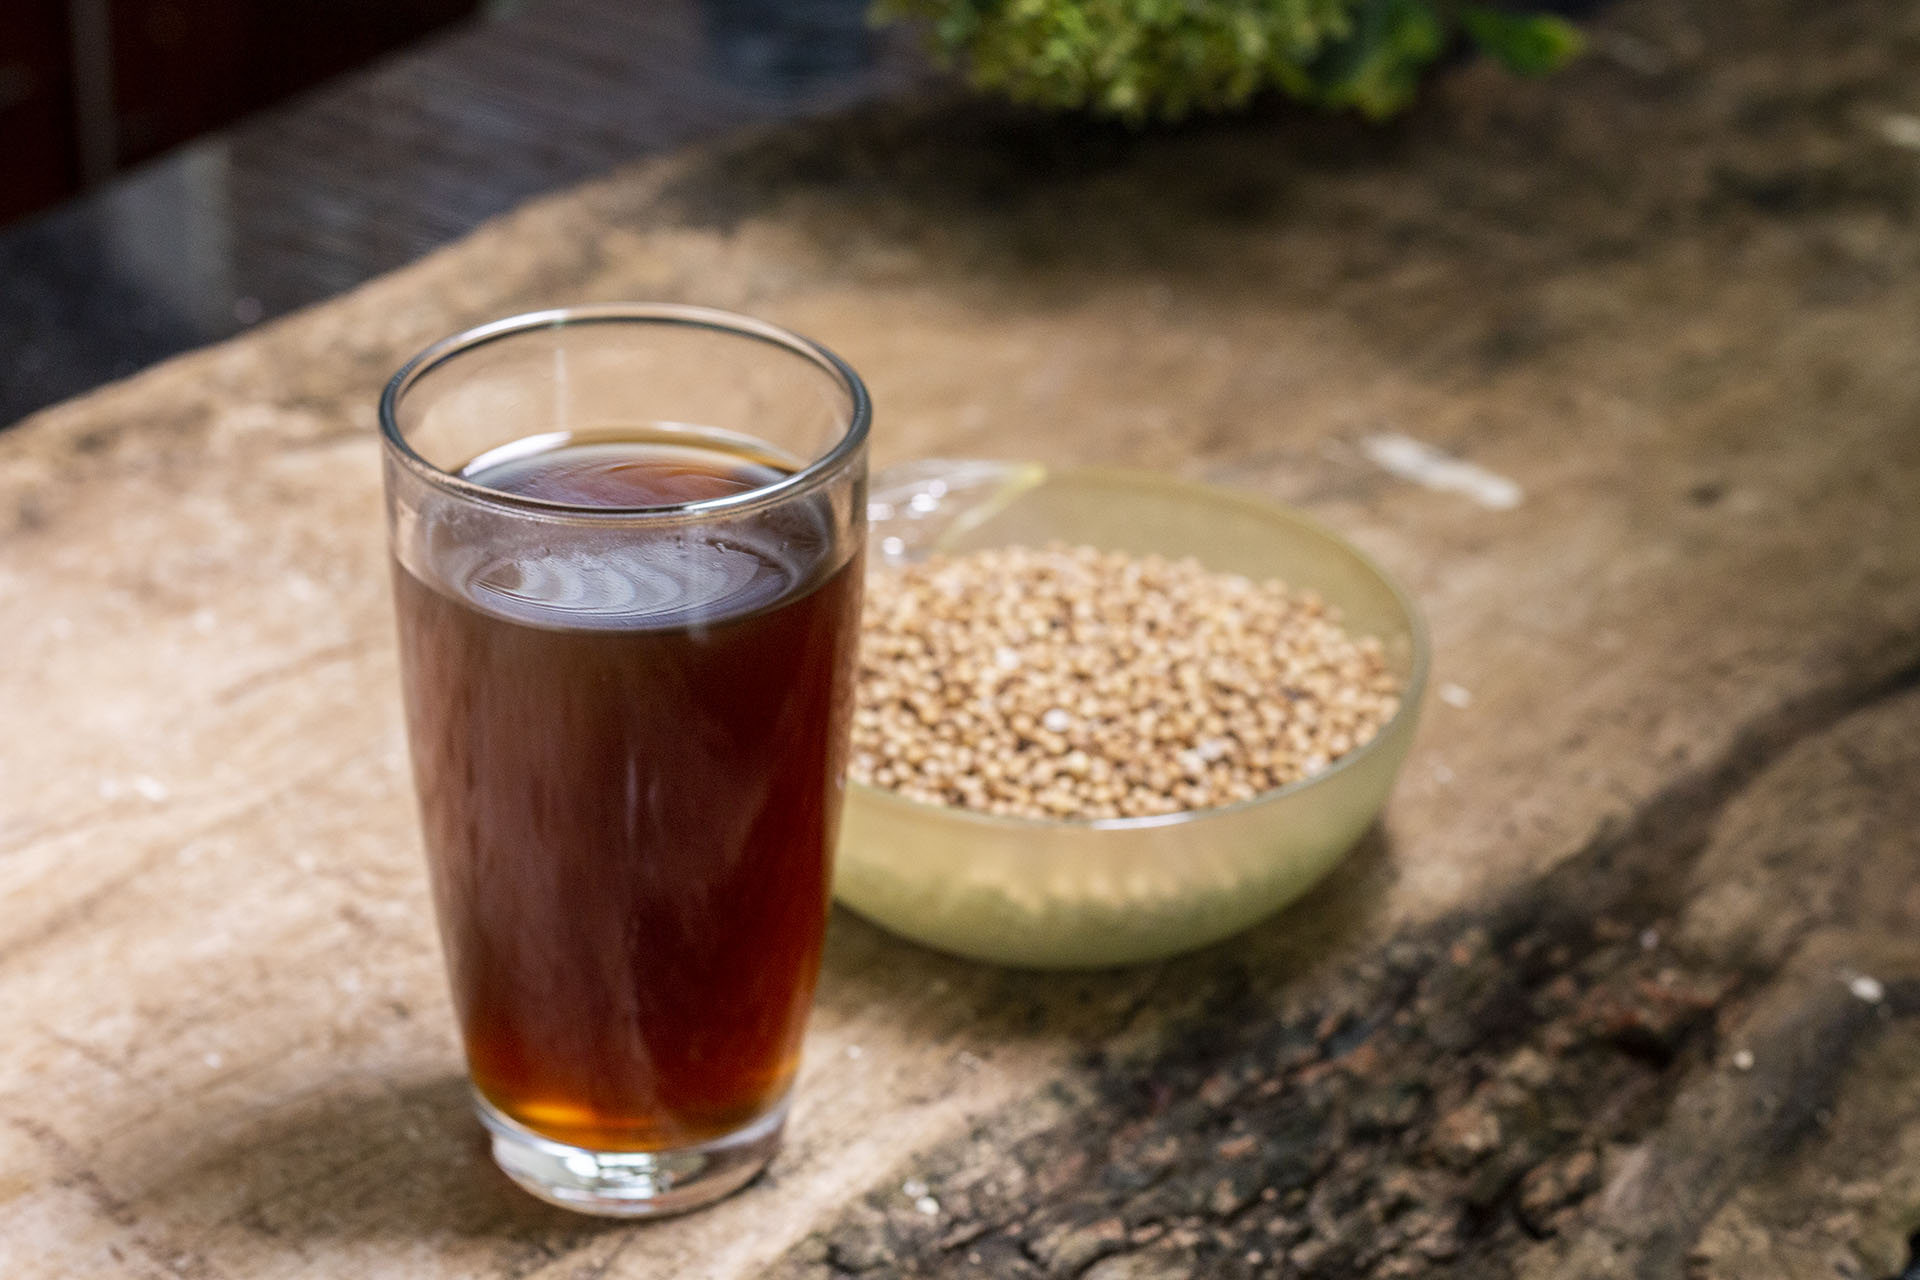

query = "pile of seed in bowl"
[850,544,1403,821]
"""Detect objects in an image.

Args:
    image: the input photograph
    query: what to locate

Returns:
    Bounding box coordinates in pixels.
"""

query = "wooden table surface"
[3,1,1918,1276]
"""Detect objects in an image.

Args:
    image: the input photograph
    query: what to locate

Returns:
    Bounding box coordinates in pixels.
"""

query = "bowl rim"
[846,465,1431,833]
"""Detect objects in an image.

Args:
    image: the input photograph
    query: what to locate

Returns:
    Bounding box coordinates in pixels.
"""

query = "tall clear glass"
[379,305,869,1216]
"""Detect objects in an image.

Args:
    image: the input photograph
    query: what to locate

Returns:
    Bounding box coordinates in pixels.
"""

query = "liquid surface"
[443,433,821,631]
[465,436,789,507]
[394,431,860,1151]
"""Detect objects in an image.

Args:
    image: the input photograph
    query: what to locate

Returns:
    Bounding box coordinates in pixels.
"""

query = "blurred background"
[6,0,481,224]
[0,0,922,424]
[0,0,1597,428]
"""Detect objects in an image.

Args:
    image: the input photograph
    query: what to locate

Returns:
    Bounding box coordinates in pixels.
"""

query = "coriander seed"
[851,545,1402,821]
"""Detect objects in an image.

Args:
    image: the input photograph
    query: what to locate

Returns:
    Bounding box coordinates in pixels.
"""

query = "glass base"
[476,1093,787,1218]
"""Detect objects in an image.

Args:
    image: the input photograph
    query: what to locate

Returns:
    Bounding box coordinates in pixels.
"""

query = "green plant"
[872,0,1584,122]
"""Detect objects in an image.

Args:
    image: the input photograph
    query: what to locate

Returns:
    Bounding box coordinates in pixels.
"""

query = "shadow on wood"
[818,823,1398,1055]
[147,1075,619,1250]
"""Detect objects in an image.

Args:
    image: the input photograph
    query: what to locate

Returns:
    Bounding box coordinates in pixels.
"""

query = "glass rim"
[378,303,872,521]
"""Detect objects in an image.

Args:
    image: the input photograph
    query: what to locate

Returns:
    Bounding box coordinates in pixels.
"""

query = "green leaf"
[1461,7,1584,77]
[1310,0,1445,119]
[870,0,1582,122]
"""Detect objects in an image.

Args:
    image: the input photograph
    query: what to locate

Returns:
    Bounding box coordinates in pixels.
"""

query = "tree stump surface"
[3,1,1917,1276]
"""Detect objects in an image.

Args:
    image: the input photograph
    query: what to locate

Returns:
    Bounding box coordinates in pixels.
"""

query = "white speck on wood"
[1878,113,1920,151]
[1846,974,1885,1003]
[1363,434,1523,510]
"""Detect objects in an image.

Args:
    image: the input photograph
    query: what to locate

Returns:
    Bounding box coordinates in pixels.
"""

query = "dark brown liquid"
[392,432,860,1151]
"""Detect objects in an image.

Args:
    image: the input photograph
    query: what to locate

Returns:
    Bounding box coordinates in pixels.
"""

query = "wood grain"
[2,0,1917,1274]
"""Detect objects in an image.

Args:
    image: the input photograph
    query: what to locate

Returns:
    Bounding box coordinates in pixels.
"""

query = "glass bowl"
[834,461,1429,968]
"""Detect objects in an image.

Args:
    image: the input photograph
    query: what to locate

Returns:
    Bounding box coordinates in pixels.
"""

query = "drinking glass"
[379,304,869,1216]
